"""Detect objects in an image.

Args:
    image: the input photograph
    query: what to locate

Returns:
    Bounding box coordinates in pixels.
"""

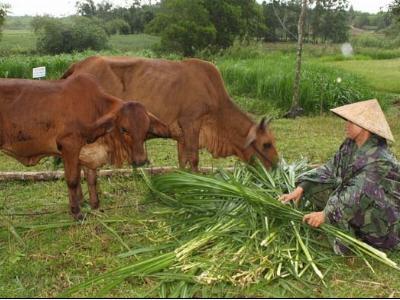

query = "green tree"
[76,0,157,34]
[201,0,242,48]
[375,12,392,30]
[317,0,349,43]
[146,0,216,56]
[310,0,323,42]
[240,0,266,41]
[262,0,280,42]
[353,12,370,28]
[31,15,54,33]
[390,0,400,20]
[0,3,9,40]
[75,0,96,17]
[263,0,349,43]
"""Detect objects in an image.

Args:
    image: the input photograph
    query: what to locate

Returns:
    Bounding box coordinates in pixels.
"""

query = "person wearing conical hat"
[280,99,400,254]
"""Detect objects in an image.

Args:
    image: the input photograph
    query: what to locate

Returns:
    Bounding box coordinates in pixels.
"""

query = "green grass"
[1,32,400,297]
[327,58,400,94]
[0,30,160,56]
[0,30,36,54]
[109,34,160,52]
[218,54,377,115]
[0,110,399,298]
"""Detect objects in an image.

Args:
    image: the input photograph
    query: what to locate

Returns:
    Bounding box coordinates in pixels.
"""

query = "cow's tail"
[60,63,76,79]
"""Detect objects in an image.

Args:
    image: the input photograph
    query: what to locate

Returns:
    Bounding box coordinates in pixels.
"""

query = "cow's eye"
[120,127,128,134]
[263,143,272,149]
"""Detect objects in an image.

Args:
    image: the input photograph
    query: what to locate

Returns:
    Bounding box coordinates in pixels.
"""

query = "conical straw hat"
[330,99,394,142]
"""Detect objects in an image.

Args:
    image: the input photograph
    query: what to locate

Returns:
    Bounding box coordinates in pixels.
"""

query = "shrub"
[35,17,108,54]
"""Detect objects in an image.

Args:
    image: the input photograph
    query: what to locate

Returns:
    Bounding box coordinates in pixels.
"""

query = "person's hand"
[279,186,304,204]
[303,211,325,228]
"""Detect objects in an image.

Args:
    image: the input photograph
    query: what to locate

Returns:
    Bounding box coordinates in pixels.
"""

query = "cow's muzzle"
[132,159,150,168]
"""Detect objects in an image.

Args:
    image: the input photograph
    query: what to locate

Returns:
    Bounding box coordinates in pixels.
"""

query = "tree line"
[1,0,400,56]
[73,0,354,55]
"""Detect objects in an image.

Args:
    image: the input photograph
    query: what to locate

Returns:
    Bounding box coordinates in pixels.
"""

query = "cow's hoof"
[73,212,84,221]
[90,202,100,210]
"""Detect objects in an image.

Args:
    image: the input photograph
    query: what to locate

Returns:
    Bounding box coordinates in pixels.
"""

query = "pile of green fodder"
[62,160,399,297]
[217,54,376,115]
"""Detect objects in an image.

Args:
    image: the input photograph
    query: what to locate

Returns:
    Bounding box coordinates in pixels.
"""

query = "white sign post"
[32,66,46,79]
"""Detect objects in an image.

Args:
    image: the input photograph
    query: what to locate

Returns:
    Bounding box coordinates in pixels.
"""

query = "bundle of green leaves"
[62,159,399,297]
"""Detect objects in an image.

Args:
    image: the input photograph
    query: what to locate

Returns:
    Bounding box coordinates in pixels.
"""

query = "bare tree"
[285,0,308,118]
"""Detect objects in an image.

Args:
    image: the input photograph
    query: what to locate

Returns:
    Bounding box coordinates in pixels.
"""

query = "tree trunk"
[285,0,308,119]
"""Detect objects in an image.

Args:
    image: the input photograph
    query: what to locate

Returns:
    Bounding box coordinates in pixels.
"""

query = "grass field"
[328,58,400,94]
[1,111,400,297]
[109,34,160,52]
[1,31,400,297]
[0,30,161,55]
[0,30,36,54]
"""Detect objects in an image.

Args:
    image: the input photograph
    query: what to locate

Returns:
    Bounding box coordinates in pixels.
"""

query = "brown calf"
[0,74,169,219]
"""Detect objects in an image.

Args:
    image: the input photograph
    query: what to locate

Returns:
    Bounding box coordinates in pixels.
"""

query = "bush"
[105,18,131,35]
[35,17,108,54]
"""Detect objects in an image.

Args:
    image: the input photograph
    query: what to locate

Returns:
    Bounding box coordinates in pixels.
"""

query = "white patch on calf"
[79,142,109,169]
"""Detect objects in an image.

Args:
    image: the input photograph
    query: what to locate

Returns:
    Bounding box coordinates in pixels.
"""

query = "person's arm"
[297,157,337,196]
[280,139,353,204]
[280,158,336,204]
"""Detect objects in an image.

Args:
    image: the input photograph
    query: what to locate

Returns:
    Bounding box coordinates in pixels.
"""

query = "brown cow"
[0,74,169,219]
[62,56,279,170]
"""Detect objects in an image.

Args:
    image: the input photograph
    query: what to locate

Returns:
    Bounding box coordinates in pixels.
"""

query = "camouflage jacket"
[297,136,400,249]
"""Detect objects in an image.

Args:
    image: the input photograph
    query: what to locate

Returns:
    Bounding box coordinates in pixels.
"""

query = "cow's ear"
[147,113,170,139]
[244,124,257,148]
[258,117,272,131]
[86,116,115,143]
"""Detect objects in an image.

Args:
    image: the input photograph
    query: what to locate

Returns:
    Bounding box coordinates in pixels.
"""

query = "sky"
[4,0,394,17]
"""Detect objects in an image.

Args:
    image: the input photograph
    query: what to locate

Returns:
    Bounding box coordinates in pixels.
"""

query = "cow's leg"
[58,137,84,220]
[177,140,186,168]
[179,119,201,171]
[64,156,83,220]
[84,167,100,210]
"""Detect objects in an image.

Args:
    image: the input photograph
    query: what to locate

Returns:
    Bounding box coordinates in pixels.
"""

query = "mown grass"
[327,58,400,94]
[109,34,160,52]
[0,30,36,55]
[0,30,161,57]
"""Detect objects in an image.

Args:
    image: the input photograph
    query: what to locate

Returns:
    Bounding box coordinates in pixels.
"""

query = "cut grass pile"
[60,160,400,297]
